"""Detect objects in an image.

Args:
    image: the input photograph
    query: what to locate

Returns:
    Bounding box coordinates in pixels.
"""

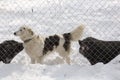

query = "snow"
[0,0,120,80]
[0,63,120,80]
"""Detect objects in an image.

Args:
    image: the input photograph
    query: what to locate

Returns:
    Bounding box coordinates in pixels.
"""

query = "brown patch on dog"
[63,33,71,51]
[43,35,60,55]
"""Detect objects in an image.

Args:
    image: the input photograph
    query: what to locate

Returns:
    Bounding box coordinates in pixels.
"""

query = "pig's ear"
[78,40,82,45]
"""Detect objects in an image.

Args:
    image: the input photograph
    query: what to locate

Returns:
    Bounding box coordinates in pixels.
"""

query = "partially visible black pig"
[79,37,120,65]
[0,40,24,63]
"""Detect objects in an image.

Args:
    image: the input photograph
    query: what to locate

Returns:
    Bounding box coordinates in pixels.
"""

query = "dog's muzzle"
[14,32,16,35]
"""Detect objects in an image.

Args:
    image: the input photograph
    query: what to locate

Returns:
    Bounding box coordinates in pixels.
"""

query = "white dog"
[14,25,84,64]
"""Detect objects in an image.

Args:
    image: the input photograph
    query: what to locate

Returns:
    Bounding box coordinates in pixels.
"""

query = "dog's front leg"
[31,58,36,64]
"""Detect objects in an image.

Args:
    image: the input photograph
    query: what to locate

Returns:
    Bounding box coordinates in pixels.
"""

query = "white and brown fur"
[14,25,84,64]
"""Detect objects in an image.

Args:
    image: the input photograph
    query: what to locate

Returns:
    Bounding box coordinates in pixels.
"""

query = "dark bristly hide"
[79,37,120,65]
[0,40,24,63]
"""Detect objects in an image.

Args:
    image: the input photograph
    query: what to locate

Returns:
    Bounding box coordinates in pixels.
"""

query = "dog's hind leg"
[59,52,71,65]
[37,56,44,64]
[64,56,71,65]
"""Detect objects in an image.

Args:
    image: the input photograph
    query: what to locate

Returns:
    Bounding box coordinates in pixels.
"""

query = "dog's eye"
[20,29,22,31]
[23,28,25,29]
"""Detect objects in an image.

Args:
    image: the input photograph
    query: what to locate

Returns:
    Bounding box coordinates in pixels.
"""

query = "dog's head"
[14,26,34,40]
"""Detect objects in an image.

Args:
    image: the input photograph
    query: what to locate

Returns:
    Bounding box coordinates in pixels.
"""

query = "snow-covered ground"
[0,0,120,80]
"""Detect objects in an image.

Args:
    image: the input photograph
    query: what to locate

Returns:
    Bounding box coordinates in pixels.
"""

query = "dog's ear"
[28,29,34,35]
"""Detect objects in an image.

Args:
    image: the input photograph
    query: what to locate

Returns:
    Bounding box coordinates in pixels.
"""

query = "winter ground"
[0,0,120,80]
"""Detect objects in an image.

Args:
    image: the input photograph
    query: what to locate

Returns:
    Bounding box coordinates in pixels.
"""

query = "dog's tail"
[70,25,85,41]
